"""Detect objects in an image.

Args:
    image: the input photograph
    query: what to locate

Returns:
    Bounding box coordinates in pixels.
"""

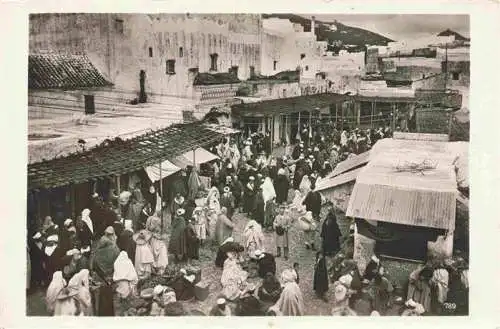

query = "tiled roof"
[27,122,228,190]
[29,53,113,90]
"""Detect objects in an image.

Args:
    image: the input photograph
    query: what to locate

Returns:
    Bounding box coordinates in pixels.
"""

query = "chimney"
[311,16,316,36]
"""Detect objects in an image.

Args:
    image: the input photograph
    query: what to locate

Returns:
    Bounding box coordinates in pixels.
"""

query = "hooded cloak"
[113,251,138,299]
[242,220,265,258]
[272,270,304,316]
[67,269,92,315]
[93,236,120,276]
[46,271,67,313]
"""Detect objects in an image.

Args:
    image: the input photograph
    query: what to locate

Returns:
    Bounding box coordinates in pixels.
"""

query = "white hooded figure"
[430,268,449,304]
[340,131,348,147]
[133,230,155,280]
[229,143,241,170]
[150,231,169,275]
[262,177,276,211]
[113,251,139,299]
[299,175,312,197]
[192,207,207,241]
[206,186,221,237]
[67,269,92,315]
[46,271,67,314]
[53,287,80,316]
[242,220,265,258]
[80,208,93,235]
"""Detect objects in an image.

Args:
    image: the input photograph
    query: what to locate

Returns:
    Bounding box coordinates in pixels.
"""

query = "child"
[293,263,300,284]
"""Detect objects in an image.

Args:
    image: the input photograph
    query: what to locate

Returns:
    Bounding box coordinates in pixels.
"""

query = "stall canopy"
[144,160,181,182]
[346,138,460,230]
[170,147,219,168]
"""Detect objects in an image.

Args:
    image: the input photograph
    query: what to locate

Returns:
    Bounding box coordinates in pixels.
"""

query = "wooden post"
[70,184,76,220]
[370,101,374,128]
[116,175,121,217]
[448,113,453,137]
[159,160,163,232]
[335,103,338,124]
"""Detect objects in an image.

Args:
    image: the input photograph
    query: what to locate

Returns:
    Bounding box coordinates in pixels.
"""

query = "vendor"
[209,297,232,316]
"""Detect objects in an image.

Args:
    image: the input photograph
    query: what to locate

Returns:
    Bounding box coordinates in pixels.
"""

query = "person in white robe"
[269,269,304,316]
[132,230,155,280]
[242,220,265,258]
[299,175,312,197]
[340,131,348,147]
[46,271,67,315]
[192,207,207,244]
[67,269,92,315]
[150,229,168,275]
[113,251,139,299]
[53,287,80,316]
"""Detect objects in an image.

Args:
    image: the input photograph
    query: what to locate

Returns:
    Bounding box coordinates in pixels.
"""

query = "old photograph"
[26,13,469,317]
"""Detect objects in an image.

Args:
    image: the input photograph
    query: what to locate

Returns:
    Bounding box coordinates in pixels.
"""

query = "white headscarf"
[81,209,93,234]
[113,251,139,283]
[46,271,67,312]
[68,269,92,309]
[262,177,276,205]
[207,186,220,201]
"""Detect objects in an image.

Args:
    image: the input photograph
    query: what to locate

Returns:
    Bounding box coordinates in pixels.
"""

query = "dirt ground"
[26,205,338,316]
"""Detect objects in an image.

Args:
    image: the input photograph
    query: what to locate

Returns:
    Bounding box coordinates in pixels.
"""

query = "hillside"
[262,14,393,48]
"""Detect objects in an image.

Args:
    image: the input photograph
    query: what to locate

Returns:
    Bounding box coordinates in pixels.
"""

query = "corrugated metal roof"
[346,182,457,230]
[29,53,112,90]
[315,167,362,192]
[328,151,371,178]
[346,138,460,230]
[393,132,449,142]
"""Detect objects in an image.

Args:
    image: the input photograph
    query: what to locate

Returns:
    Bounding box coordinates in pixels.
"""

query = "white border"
[1,0,499,328]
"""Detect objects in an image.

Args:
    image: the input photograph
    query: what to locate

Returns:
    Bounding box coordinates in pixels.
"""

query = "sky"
[307,14,470,41]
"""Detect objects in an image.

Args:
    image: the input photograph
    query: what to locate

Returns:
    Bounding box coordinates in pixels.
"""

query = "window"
[166,59,176,75]
[84,95,95,115]
[300,53,306,60]
[273,60,278,71]
[283,89,287,98]
[249,66,255,77]
[115,19,124,34]
[148,47,153,58]
[452,72,460,80]
[305,65,309,71]
[210,53,218,71]
[179,47,184,58]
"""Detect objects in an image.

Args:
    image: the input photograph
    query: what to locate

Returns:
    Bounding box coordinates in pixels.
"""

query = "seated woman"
[242,220,265,259]
[258,272,282,304]
[220,251,249,301]
[168,269,197,301]
[209,297,232,316]
[235,283,264,316]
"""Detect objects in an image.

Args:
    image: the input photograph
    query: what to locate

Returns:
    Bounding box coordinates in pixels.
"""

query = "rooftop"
[29,53,112,90]
[193,72,241,86]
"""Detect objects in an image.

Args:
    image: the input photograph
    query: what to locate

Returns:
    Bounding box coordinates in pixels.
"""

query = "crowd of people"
[27,123,468,316]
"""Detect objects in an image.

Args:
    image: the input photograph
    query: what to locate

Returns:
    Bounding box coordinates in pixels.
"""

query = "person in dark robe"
[274,168,289,204]
[230,175,244,211]
[293,262,300,284]
[320,160,334,177]
[29,232,47,288]
[144,185,158,212]
[263,131,272,156]
[75,215,93,250]
[112,220,124,239]
[236,284,265,316]
[60,219,80,255]
[255,250,276,278]
[220,186,235,219]
[302,185,322,220]
[184,197,197,222]
[169,270,196,301]
[252,187,265,226]
[138,203,155,231]
[292,160,306,190]
[185,219,200,260]
[171,193,186,219]
[43,234,65,281]
[258,272,283,304]
[370,266,394,315]
[116,220,136,265]
[91,227,120,277]
[243,176,256,214]
[291,141,304,160]
[320,207,342,256]
[363,255,381,282]
[313,251,329,302]
[168,208,188,263]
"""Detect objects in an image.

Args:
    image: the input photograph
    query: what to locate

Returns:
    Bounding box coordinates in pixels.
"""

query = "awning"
[170,147,219,168]
[231,93,350,117]
[203,124,241,135]
[144,160,181,182]
[327,151,371,178]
